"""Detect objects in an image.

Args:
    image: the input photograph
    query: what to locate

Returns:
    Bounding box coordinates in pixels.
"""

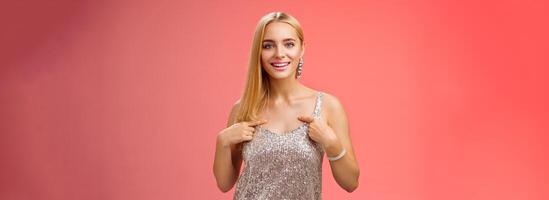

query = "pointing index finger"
[248,119,268,127]
[297,116,314,123]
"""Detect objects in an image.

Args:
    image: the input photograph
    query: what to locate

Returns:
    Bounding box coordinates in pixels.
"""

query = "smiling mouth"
[271,62,290,71]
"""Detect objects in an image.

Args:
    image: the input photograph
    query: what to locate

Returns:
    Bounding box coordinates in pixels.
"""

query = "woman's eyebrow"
[262,38,296,43]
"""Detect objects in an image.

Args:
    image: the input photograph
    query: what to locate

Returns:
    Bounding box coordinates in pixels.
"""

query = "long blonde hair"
[235,12,305,123]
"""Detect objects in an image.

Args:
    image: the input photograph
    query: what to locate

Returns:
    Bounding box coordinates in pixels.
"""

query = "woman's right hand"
[217,120,268,147]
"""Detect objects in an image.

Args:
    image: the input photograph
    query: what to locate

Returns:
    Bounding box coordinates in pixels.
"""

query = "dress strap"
[312,92,324,119]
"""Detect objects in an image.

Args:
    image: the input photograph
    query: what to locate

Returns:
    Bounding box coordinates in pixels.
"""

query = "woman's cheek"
[289,49,301,57]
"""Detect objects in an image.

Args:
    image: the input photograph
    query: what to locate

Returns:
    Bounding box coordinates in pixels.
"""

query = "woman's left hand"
[297,115,340,149]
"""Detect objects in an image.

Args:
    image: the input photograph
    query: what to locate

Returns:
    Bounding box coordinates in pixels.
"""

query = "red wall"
[1,0,548,199]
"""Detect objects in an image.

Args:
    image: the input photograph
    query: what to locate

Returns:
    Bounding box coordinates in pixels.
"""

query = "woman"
[213,12,359,199]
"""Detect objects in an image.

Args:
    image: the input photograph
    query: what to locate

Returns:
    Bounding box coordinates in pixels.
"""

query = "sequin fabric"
[234,92,325,200]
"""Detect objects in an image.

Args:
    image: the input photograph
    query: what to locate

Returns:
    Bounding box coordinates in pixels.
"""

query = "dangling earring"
[296,57,303,79]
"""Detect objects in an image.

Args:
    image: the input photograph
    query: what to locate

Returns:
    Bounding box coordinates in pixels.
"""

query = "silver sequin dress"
[234,92,325,200]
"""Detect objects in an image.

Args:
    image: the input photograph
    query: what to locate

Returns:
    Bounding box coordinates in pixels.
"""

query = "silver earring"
[296,58,303,79]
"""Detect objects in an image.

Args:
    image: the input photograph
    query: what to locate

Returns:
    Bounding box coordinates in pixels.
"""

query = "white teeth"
[272,62,289,67]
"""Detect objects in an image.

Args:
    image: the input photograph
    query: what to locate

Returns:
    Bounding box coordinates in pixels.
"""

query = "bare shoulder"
[318,92,348,126]
[226,99,241,127]
[321,92,346,115]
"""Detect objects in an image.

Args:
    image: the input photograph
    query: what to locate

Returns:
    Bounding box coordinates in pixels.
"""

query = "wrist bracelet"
[327,148,346,161]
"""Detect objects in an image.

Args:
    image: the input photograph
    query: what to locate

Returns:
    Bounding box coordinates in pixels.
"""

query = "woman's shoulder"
[317,90,340,106]
[226,99,242,126]
[316,91,348,126]
[317,91,346,115]
[302,86,341,109]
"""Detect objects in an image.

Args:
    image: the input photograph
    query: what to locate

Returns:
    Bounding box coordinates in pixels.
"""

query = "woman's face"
[261,22,304,80]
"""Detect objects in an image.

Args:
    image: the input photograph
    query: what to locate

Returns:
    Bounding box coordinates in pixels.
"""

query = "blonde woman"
[213,12,359,199]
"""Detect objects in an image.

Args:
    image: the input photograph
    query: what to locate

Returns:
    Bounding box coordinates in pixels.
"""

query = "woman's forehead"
[263,22,298,41]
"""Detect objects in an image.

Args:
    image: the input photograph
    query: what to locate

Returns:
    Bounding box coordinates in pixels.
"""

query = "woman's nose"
[275,47,285,58]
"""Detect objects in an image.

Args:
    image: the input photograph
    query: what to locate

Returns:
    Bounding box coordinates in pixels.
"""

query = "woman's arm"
[213,103,243,192]
[323,94,360,192]
[298,93,360,192]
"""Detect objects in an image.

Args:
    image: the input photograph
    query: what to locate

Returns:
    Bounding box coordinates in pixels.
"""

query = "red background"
[1,0,548,199]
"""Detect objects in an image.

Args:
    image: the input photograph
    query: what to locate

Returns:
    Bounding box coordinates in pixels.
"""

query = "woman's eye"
[285,43,295,48]
[262,44,273,49]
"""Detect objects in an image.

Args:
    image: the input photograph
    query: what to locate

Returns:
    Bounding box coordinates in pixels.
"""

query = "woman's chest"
[257,103,313,133]
[242,128,323,162]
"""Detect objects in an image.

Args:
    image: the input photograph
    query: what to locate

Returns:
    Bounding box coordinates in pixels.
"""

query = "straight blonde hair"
[235,12,305,123]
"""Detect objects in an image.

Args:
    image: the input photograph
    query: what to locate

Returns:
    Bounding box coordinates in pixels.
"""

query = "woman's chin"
[266,73,294,80]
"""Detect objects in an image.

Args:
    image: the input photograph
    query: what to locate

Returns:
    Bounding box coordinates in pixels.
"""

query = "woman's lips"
[271,62,290,72]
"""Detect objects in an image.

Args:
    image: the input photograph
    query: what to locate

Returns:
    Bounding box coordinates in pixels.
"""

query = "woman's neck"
[267,77,307,103]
